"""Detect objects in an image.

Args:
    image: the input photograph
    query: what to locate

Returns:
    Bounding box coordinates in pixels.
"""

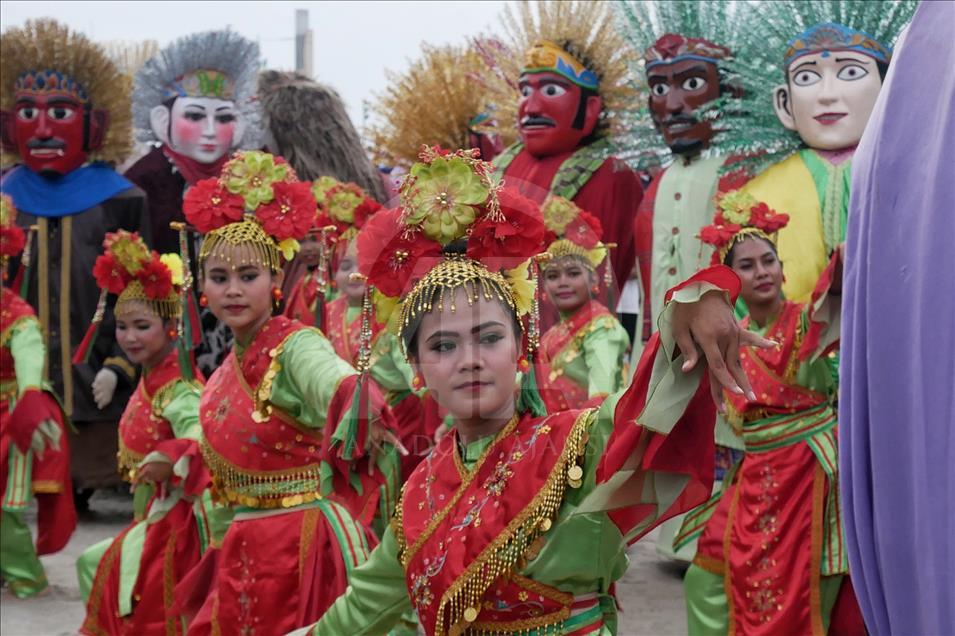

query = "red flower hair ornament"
[355,145,546,330]
[183,151,315,261]
[701,190,790,265]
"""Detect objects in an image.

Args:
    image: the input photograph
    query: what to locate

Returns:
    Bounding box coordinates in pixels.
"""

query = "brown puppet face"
[647,58,722,156]
[644,34,730,157]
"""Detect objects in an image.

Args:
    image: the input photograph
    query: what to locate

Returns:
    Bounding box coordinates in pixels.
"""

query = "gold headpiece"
[198,215,282,274]
[398,256,522,347]
[541,196,608,271]
[183,151,316,273]
[116,278,181,319]
[700,191,790,265]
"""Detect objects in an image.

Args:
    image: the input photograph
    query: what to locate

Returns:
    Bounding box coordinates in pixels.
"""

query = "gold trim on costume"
[37,218,49,382]
[810,463,826,636]
[400,414,522,566]
[436,409,594,635]
[103,356,136,381]
[692,553,726,576]
[31,480,64,494]
[299,507,321,577]
[723,461,743,636]
[60,216,72,416]
[0,315,39,348]
[199,438,323,510]
[162,529,179,635]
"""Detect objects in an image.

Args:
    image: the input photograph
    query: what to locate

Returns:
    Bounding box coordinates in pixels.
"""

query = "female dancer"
[297,147,769,635]
[537,196,629,412]
[179,151,400,634]
[285,177,381,336]
[0,194,75,598]
[76,231,216,634]
[682,191,859,634]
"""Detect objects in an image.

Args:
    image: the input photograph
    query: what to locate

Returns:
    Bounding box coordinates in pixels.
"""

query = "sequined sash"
[397,410,592,635]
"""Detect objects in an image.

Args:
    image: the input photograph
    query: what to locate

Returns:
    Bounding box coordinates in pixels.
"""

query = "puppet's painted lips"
[29,148,65,157]
[200,143,218,152]
[666,122,694,133]
[814,113,847,125]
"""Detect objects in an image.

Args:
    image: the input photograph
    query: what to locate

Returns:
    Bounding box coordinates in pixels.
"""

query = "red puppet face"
[5,93,89,175]
[1,71,107,175]
[517,72,601,158]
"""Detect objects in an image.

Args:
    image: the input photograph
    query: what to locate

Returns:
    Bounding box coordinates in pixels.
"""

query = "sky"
[0,0,509,128]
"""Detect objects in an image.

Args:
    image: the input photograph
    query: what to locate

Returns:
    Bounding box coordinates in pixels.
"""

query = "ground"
[0,491,689,635]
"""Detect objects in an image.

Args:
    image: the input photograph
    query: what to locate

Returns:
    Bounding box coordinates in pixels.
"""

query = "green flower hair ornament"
[718,190,757,225]
[328,187,363,224]
[399,146,499,244]
[311,175,339,204]
[222,151,292,209]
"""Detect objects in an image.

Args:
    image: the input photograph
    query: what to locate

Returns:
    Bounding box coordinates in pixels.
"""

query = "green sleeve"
[160,381,202,440]
[269,329,357,428]
[8,318,44,395]
[582,321,630,398]
[309,525,411,635]
[368,332,416,397]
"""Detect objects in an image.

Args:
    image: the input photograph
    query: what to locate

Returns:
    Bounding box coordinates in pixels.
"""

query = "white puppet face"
[150,96,245,163]
[773,50,883,151]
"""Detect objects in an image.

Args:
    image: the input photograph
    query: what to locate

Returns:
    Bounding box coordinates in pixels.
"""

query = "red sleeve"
[596,265,740,544]
[153,438,210,497]
[797,251,842,361]
[8,388,61,452]
[573,158,644,287]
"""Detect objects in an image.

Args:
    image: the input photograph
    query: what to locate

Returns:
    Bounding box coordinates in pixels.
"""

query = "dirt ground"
[0,491,689,635]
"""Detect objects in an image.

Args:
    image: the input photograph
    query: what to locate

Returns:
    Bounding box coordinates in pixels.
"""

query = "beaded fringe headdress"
[182,150,316,274]
[0,194,33,294]
[354,146,547,409]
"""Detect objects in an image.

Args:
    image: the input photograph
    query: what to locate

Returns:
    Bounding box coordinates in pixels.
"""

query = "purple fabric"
[840,2,955,635]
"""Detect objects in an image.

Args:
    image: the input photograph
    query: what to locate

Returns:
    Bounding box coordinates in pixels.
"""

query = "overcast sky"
[0,0,508,129]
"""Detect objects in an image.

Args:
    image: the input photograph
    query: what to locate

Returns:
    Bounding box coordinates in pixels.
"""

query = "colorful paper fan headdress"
[132,29,263,149]
[368,43,515,168]
[182,150,316,273]
[473,0,639,159]
[700,190,790,265]
[1,18,133,166]
[711,0,916,175]
[612,0,746,169]
[73,229,186,365]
